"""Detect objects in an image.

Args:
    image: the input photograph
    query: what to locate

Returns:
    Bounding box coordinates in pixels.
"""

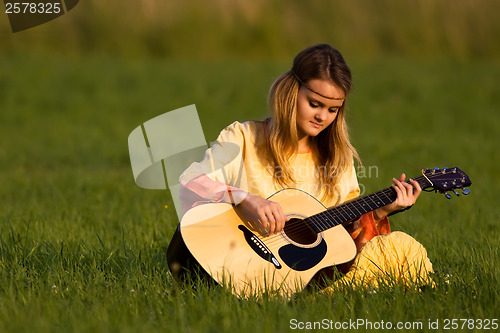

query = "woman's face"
[295,79,345,140]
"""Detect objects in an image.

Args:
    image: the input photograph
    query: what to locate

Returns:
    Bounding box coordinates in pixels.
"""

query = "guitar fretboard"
[305,175,431,233]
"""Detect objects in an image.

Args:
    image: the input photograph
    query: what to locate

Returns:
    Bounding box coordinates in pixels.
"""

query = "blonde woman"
[175,44,433,293]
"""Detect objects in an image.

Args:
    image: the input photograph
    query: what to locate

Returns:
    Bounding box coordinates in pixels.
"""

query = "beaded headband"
[291,71,345,100]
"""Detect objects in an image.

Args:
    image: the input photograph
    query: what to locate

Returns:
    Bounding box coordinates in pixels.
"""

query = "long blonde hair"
[261,44,360,200]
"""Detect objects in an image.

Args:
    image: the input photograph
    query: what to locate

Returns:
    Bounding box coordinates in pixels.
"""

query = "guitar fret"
[335,206,351,222]
[367,193,382,208]
[305,170,451,234]
[316,191,389,233]
[321,209,339,228]
[379,189,394,204]
[327,207,346,226]
[317,213,330,229]
[350,201,365,216]
[313,213,331,232]
[341,205,356,221]
[373,192,386,206]
[306,215,325,233]
[323,209,341,228]
[362,196,376,212]
[358,197,372,213]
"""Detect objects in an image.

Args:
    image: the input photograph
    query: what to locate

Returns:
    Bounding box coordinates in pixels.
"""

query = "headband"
[291,71,345,100]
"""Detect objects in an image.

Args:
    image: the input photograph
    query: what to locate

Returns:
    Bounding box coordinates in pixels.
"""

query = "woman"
[177,44,433,293]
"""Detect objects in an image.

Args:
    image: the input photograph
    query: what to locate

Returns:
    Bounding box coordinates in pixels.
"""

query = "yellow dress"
[179,120,360,209]
[178,120,433,292]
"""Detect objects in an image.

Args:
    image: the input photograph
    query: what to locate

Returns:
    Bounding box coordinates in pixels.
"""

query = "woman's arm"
[179,174,289,235]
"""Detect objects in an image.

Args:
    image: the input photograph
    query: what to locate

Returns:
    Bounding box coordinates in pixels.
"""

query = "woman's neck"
[297,136,311,153]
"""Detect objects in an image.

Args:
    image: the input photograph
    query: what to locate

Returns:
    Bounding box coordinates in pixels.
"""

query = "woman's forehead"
[302,79,345,106]
[306,79,344,98]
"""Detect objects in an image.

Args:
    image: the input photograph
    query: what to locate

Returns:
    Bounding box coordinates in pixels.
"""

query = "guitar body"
[167,167,472,298]
[168,188,357,298]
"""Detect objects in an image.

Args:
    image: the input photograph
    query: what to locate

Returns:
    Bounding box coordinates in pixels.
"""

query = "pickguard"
[278,239,327,271]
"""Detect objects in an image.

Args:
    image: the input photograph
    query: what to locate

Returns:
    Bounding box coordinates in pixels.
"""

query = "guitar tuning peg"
[452,189,460,196]
[445,192,452,199]
[462,188,471,195]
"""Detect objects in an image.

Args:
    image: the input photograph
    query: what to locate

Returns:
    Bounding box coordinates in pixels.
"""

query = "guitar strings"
[271,175,425,236]
[261,171,461,246]
[262,175,426,245]
[260,170,460,245]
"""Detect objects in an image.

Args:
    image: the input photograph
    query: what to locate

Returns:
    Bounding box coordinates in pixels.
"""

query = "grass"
[0,54,499,332]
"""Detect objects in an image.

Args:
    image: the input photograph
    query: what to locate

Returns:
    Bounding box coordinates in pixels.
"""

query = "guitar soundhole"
[283,218,319,245]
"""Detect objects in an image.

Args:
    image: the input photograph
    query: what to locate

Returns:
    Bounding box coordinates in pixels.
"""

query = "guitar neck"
[305,175,432,233]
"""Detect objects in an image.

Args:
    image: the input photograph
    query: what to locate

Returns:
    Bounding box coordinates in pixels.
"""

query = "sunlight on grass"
[0,54,498,332]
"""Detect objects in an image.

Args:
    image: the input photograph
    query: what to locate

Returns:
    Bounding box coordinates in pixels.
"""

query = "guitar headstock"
[422,167,472,199]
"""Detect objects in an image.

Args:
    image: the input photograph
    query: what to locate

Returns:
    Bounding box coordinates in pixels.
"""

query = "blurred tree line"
[1,0,499,61]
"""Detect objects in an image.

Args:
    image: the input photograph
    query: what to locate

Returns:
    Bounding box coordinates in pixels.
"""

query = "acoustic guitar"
[167,167,471,298]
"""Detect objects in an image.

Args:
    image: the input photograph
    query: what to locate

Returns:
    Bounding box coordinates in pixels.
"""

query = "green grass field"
[0,54,499,332]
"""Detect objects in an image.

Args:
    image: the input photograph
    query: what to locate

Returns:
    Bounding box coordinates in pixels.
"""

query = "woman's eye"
[309,101,319,108]
[329,108,338,113]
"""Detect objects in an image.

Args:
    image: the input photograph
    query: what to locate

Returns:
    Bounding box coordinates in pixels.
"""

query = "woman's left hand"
[373,174,422,221]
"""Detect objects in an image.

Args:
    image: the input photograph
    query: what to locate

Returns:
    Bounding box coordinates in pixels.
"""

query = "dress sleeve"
[345,212,390,252]
[178,122,249,212]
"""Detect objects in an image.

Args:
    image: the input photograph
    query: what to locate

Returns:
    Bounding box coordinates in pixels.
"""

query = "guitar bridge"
[238,225,282,269]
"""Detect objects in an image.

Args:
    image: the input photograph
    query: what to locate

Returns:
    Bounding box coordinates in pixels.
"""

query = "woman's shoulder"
[217,119,266,143]
[222,120,265,133]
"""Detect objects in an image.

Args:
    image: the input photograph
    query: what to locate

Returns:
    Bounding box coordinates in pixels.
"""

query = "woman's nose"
[314,109,327,121]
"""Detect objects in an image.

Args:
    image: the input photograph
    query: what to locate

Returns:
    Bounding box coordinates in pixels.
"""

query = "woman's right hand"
[239,193,290,235]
